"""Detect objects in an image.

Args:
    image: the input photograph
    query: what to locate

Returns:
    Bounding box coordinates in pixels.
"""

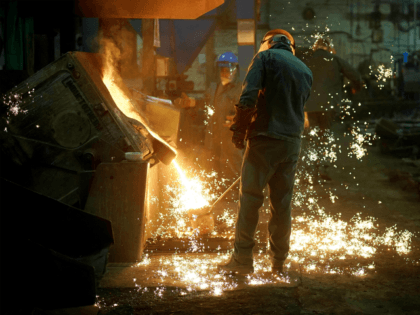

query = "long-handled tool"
[188,177,241,234]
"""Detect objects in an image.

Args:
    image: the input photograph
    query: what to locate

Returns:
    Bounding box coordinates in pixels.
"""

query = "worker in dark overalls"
[303,38,362,181]
[202,52,243,184]
[218,29,313,275]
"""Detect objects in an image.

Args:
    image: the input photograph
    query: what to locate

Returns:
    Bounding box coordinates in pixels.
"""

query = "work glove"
[231,127,246,149]
[174,92,196,109]
[229,104,256,150]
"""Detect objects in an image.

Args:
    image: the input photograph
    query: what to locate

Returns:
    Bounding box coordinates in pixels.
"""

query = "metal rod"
[197,177,241,217]
[211,177,241,208]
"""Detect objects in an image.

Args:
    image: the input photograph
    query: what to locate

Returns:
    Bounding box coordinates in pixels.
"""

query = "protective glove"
[229,104,256,149]
[231,127,246,149]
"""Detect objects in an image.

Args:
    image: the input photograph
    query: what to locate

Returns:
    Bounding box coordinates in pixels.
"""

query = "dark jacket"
[238,42,313,143]
[303,49,361,112]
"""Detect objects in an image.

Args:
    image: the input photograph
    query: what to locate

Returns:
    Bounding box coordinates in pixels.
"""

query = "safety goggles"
[217,62,237,68]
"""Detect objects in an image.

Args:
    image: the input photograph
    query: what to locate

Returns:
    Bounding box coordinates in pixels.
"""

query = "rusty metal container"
[84,161,149,263]
[0,51,176,262]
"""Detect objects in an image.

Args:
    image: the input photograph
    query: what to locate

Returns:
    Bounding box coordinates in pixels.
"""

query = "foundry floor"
[97,123,420,315]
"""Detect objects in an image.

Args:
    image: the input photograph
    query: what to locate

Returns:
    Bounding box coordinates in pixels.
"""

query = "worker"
[303,37,362,181]
[203,52,243,183]
[179,52,243,185]
[217,29,313,275]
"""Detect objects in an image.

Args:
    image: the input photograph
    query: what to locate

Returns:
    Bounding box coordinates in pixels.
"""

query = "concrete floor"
[97,123,420,315]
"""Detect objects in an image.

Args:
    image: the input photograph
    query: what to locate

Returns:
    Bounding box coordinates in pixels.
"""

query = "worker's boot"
[272,260,300,278]
[271,265,284,274]
[217,256,254,275]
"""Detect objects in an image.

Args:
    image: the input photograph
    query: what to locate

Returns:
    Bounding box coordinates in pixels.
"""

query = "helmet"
[216,52,239,85]
[216,52,238,67]
[261,29,295,55]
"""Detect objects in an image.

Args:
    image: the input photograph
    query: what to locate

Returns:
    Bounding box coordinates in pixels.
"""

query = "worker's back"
[242,43,313,142]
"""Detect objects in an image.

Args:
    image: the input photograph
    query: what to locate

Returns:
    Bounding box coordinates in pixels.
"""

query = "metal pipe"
[415,0,417,53]
[407,0,410,53]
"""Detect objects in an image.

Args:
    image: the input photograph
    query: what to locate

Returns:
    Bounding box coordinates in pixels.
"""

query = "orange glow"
[75,0,224,19]
[171,160,210,211]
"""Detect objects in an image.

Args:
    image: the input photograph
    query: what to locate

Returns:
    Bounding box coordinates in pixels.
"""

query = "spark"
[370,64,393,85]
[204,104,215,126]
[1,88,34,130]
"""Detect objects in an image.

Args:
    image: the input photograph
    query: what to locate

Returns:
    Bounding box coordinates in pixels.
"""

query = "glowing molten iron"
[172,161,210,211]
[102,56,140,123]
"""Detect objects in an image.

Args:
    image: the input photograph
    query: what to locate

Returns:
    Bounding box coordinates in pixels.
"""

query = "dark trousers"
[233,135,301,266]
[305,111,335,173]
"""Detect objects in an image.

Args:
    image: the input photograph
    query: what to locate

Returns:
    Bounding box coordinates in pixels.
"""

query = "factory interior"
[1,0,420,314]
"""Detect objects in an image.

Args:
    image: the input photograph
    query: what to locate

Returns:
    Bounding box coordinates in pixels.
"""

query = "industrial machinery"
[0,51,177,263]
[394,51,420,101]
[375,117,420,157]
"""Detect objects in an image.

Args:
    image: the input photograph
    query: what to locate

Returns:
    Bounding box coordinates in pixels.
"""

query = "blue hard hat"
[217,52,238,66]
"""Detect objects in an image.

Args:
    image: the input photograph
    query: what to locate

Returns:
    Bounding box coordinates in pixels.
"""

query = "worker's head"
[259,29,295,55]
[313,37,334,53]
[216,52,239,85]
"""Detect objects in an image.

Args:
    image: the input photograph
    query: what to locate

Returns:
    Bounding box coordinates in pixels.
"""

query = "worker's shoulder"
[259,49,312,76]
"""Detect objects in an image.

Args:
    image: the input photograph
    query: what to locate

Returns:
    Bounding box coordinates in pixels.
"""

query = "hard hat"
[262,29,295,46]
[217,52,238,67]
[261,29,295,54]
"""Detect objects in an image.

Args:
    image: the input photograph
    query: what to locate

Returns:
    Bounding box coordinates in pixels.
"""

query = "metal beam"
[75,0,224,19]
